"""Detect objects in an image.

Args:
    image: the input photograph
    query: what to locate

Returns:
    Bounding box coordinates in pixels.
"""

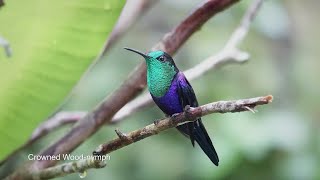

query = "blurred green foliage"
[0,0,124,161]
[1,0,320,179]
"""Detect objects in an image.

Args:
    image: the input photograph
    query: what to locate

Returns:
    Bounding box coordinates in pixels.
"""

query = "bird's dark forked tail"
[177,119,219,166]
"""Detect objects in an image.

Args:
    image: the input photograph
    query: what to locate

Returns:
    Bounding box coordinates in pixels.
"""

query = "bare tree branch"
[31,95,273,180]
[7,1,240,179]
[30,111,87,142]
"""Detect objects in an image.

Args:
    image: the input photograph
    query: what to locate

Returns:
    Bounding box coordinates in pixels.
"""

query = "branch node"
[153,119,161,125]
[224,48,250,62]
[234,50,250,62]
[92,145,104,156]
[265,95,273,102]
[115,128,132,142]
[244,106,256,113]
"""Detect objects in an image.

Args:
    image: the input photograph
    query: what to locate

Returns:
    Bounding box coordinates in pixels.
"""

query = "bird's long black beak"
[124,47,149,59]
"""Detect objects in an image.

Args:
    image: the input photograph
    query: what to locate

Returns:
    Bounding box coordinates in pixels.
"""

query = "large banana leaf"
[0,0,124,161]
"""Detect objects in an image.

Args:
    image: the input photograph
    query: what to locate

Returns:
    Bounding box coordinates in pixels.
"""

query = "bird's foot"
[183,105,195,121]
[169,113,181,124]
[171,113,180,119]
[184,105,191,113]
[184,105,193,117]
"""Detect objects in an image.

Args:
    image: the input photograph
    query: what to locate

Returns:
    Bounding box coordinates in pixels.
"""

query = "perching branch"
[7,1,240,179]
[96,95,273,155]
[32,95,273,180]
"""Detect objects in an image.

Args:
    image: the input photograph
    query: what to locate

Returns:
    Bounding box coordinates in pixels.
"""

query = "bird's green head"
[124,47,179,97]
[124,47,178,72]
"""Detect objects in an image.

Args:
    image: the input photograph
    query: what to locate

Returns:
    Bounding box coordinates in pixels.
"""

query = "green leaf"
[0,0,124,161]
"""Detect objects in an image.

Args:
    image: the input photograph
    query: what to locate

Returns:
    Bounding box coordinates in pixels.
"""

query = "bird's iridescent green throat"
[124,48,179,97]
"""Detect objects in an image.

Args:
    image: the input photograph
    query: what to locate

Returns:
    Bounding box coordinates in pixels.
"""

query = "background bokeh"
[1,0,319,179]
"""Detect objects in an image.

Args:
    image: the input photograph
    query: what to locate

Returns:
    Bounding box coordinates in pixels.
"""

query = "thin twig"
[30,111,87,142]
[32,95,273,180]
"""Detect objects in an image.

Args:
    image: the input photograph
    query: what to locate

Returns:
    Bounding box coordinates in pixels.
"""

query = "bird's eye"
[158,56,165,62]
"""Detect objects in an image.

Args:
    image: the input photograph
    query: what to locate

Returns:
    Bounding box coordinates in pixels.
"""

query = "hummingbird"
[124,47,219,166]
